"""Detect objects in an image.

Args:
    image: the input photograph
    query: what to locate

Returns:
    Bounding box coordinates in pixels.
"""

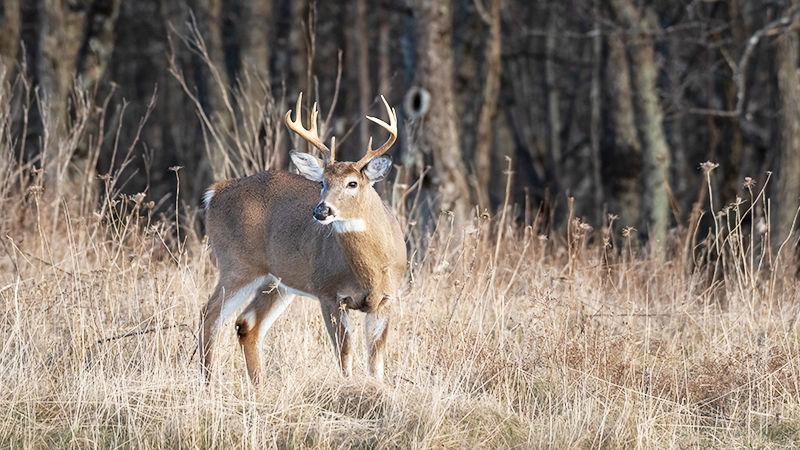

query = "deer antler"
[354,95,398,170]
[285,92,334,163]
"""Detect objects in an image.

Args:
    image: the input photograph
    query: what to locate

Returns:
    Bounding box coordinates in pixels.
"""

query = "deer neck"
[330,197,398,288]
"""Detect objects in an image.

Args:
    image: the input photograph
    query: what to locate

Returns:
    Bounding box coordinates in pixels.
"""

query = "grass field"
[2,161,800,449]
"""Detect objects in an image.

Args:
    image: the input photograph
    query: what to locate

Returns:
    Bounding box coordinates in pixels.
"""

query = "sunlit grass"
[2,68,800,447]
[2,165,800,449]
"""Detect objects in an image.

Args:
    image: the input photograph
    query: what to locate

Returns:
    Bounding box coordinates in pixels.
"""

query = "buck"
[200,93,406,383]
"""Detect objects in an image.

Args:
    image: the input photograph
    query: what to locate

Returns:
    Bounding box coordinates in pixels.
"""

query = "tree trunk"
[289,0,307,92]
[37,0,86,192]
[474,0,502,208]
[288,0,310,156]
[355,0,371,149]
[775,26,800,247]
[718,0,745,203]
[413,0,471,215]
[240,0,272,77]
[544,12,561,187]
[611,0,671,249]
[194,0,230,178]
[38,0,84,120]
[606,32,641,230]
[589,6,603,224]
[0,0,20,80]
[76,0,121,89]
[378,17,391,98]
[204,0,226,82]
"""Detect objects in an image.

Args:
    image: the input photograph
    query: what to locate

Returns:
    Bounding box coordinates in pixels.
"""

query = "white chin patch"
[332,218,367,233]
[316,216,336,225]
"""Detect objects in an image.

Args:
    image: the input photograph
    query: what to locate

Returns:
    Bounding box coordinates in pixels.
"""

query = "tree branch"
[687,8,800,118]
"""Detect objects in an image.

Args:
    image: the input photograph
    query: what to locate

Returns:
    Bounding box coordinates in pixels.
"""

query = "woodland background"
[2,0,800,246]
[5,1,800,447]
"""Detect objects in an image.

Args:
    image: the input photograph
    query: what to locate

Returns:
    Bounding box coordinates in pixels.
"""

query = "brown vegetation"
[1,88,800,446]
[2,0,800,447]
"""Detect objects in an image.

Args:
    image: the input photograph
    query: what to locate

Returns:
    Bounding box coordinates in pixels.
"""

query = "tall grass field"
[2,86,800,448]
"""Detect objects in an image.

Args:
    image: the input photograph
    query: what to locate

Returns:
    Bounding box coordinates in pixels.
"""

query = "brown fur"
[234,288,286,384]
[201,167,406,383]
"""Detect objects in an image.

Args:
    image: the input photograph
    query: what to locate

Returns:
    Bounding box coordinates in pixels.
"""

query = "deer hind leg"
[199,275,267,383]
[320,299,353,377]
[235,285,294,384]
[364,305,390,383]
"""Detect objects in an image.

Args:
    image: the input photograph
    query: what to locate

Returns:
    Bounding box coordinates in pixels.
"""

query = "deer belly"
[264,273,319,301]
[335,286,371,311]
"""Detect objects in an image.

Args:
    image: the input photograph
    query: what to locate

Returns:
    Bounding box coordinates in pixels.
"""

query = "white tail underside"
[202,189,215,209]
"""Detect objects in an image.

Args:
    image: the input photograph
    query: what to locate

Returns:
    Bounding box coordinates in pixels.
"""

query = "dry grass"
[2,73,800,448]
[2,171,800,449]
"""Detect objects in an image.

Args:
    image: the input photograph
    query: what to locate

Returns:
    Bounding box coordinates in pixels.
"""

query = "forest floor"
[2,180,800,449]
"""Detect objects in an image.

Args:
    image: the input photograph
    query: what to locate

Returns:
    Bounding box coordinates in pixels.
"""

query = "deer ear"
[290,151,324,182]
[362,156,392,184]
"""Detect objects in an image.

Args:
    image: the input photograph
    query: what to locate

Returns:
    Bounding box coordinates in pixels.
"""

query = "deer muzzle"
[313,202,335,222]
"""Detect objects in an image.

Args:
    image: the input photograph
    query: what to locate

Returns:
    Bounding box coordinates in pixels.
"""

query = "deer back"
[205,171,356,295]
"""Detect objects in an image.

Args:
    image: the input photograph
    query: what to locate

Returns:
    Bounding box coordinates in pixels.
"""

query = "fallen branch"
[95,323,193,345]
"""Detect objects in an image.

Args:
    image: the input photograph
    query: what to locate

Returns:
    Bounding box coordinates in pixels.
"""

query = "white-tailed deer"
[200,93,406,383]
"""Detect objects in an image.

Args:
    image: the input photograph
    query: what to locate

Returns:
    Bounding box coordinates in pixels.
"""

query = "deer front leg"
[320,299,353,377]
[364,294,391,382]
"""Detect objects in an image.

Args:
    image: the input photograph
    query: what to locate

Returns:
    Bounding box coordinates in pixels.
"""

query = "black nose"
[313,203,331,221]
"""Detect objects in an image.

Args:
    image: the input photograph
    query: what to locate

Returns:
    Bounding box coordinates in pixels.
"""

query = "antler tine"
[284,92,333,163]
[354,95,398,170]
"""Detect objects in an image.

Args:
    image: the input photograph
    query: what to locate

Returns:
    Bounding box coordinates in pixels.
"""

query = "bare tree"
[193,0,230,178]
[413,0,471,214]
[378,16,391,98]
[289,0,308,93]
[7,0,800,245]
[38,0,85,122]
[606,31,641,230]
[239,0,272,77]
[0,0,20,80]
[76,0,122,89]
[544,9,561,187]
[775,17,800,247]
[610,0,672,248]
[355,0,371,149]
[589,3,603,224]
[474,0,502,208]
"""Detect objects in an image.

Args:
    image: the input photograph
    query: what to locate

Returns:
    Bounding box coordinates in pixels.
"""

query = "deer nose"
[313,202,332,221]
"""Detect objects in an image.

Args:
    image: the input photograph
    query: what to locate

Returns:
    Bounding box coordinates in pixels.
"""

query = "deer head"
[286,93,398,225]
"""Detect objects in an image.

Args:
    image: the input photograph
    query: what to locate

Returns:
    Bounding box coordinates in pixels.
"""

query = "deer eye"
[347,181,358,189]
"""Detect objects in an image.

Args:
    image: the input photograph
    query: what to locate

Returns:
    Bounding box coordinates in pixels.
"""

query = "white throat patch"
[332,218,367,233]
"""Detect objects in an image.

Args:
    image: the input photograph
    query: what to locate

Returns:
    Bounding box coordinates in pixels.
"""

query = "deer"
[199,93,406,384]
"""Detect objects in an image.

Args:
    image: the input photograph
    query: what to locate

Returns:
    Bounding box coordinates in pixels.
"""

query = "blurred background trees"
[2,0,800,249]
